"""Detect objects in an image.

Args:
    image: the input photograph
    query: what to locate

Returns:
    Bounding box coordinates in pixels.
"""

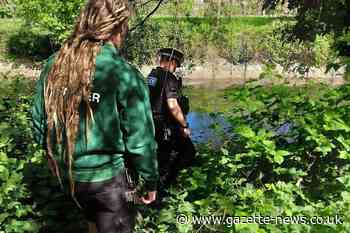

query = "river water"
[187,112,232,148]
[187,112,295,148]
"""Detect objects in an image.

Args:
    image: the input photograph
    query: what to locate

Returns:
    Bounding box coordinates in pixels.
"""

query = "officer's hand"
[181,127,191,138]
[141,191,157,205]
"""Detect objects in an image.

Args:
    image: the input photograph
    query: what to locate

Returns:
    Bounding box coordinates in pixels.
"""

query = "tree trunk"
[217,0,222,19]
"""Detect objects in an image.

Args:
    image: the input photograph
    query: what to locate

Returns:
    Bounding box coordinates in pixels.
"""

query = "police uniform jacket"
[147,66,182,125]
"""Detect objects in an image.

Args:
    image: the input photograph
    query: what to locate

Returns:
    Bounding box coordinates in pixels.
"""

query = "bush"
[7,26,58,60]
[0,75,86,233]
[1,73,350,232]
[13,0,84,43]
[10,0,338,70]
[332,29,350,77]
[0,3,14,18]
[11,4,335,71]
[253,20,336,76]
[136,83,350,232]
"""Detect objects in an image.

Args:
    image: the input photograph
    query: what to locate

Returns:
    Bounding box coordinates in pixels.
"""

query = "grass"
[0,18,23,60]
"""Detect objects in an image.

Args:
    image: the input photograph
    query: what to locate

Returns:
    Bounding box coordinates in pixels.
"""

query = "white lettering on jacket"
[89,92,101,103]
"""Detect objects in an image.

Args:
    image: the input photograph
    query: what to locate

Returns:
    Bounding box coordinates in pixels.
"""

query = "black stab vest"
[147,67,181,119]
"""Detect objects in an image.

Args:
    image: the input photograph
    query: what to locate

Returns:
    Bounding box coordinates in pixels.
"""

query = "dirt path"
[0,59,40,79]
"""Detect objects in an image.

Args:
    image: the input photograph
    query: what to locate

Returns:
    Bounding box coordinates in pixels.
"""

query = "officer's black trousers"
[155,123,196,188]
[165,135,196,184]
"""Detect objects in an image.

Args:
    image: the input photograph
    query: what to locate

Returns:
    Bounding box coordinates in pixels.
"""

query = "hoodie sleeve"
[115,62,159,191]
[31,57,54,147]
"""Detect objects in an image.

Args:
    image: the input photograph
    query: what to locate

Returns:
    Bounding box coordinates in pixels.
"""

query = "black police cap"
[158,48,184,67]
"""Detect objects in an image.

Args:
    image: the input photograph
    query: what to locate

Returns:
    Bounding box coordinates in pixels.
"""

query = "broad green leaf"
[339,151,350,160]
[236,125,256,138]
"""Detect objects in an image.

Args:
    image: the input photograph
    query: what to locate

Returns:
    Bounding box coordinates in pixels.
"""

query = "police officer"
[147,48,196,193]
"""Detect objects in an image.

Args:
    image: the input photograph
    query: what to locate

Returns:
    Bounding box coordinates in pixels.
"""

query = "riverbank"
[0,18,345,94]
[141,60,345,90]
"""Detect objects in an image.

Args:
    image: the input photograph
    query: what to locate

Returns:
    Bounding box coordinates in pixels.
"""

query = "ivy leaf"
[0,213,9,224]
[158,209,175,223]
[235,223,260,232]
[236,125,256,138]
[221,147,229,156]
[339,151,350,160]
[336,136,350,151]
[272,150,290,164]
[341,191,350,202]
[0,103,5,111]
[0,165,9,181]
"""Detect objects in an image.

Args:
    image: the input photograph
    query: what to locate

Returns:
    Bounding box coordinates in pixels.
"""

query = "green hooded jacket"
[32,43,158,190]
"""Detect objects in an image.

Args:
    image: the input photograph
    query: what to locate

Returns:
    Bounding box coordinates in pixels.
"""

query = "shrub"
[7,26,58,60]
[1,73,350,233]
[13,0,84,43]
[0,75,86,233]
[0,3,14,18]
[136,83,350,232]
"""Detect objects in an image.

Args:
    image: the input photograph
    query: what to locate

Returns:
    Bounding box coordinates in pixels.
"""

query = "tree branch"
[129,0,165,32]
[137,0,157,8]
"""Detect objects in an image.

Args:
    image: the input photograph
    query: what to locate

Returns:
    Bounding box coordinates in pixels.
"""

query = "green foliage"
[8,0,340,74]
[0,3,15,19]
[0,18,22,59]
[9,0,291,65]
[124,17,163,66]
[0,75,86,233]
[14,0,84,43]
[333,30,350,78]
[0,18,57,60]
[157,0,266,17]
[8,0,336,70]
[225,84,350,188]
[265,0,350,72]
[7,26,57,60]
[126,16,282,65]
[258,20,335,75]
[1,1,349,230]
[115,15,285,66]
[137,83,350,232]
[1,69,350,232]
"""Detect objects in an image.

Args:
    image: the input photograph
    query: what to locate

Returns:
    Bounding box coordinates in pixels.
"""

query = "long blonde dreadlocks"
[44,0,130,201]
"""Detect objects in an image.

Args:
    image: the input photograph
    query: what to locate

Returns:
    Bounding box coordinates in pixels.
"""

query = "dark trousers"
[75,169,136,233]
[155,121,196,188]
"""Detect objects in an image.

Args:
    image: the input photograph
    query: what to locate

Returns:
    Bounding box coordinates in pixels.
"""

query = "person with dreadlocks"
[31,0,158,232]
